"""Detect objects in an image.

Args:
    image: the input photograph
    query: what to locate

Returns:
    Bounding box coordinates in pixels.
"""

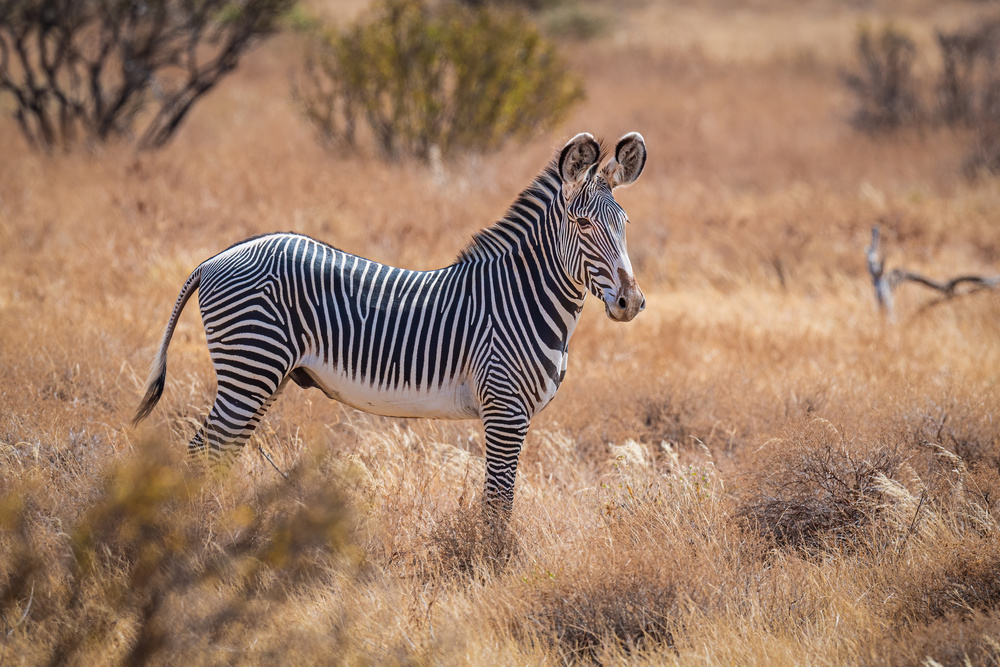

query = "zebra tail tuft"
[132,365,166,426]
[131,266,202,427]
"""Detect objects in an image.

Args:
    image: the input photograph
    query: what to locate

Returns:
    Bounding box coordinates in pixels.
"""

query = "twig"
[898,490,927,554]
[257,444,289,481]
[6,580,33,637]
[866,226,1000,317]
[0,579,34,667]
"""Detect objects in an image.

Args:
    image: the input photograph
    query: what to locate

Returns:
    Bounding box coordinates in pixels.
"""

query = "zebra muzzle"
[607,268,644,322]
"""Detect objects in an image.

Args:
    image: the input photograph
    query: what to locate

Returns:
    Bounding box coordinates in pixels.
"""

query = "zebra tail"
[132,266,202,426]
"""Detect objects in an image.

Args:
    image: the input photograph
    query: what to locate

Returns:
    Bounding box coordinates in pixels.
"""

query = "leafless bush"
[0,0,293,152]
[842,24,922,132]
[522,566,678,661]
[739,422,904,550]
[842,15,1000,175]
[936,19,1000,126]
[963,77,1000,174]
[934,18,1000,174]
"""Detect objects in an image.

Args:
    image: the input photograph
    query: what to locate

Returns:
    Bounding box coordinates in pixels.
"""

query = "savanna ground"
[2,0,1000,664]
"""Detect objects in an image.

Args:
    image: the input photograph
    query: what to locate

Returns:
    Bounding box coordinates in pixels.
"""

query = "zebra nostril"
[617,296,627,310]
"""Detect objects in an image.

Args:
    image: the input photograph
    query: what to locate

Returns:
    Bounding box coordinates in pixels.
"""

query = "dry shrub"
[739,420,904,551]
[961,74,1000,175]
[937,19,1000,127]
[0,441,357,664]
[508,453,743,660]
[858,464,1000,666]
[969,464,1000,517]
[903,399,1000,474]
[841,14,1000,176]
[862,611,1000,667]
[842,23,922,132]
[956,407,1000,462]
[883,450,1000,627]
[638,395,696,450]
[521,561,678,661]
[427,503,518,575]
[907,536,1000,620]
[935,17,1000,175]
[876,611,1000,667]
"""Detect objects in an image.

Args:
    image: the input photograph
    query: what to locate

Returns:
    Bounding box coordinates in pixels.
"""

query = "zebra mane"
[453,140,609,265]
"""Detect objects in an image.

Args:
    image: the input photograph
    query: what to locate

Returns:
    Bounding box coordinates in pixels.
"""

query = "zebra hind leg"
[188,376,290,467]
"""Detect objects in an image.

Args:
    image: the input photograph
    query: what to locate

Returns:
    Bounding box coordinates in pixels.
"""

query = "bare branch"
[866,225,1000,318]
[0,0,294,151]
[866,226,895,314]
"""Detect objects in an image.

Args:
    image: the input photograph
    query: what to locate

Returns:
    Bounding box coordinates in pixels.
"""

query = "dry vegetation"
[2,0,1000,664]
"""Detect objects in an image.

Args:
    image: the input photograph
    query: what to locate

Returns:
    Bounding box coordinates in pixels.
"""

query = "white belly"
[298,357,480,420]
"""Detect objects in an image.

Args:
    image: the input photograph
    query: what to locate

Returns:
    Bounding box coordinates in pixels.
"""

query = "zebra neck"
[454,163,563,266]
[452,165,586,346]
[449,162,591,348]
[455,162,587,303]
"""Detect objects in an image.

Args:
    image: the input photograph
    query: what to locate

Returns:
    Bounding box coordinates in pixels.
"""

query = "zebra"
[133,131,648,516]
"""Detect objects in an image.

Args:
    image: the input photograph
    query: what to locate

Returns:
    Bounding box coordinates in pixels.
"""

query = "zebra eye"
[576,217,592,229]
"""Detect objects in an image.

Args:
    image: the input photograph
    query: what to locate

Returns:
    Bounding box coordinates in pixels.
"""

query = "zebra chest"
[528,345,571,416]
[517,312,580,416]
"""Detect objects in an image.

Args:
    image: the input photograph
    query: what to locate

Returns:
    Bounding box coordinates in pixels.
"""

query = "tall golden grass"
[2,1,999,664]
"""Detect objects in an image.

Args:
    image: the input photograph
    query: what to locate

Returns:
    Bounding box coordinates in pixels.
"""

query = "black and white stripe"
[134,132,648,514]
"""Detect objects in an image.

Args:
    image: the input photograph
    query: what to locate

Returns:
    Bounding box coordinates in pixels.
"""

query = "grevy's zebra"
[134,131,648,514]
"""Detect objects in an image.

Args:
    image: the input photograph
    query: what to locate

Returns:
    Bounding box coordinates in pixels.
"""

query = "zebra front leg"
[481,406,530,525]
[189,376,289,465]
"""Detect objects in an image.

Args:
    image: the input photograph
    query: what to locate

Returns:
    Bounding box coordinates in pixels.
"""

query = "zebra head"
[558,132,647,322]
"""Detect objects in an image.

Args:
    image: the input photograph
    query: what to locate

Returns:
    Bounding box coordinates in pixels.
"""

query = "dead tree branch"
[0,0,294,152]
[866,226,1000,317]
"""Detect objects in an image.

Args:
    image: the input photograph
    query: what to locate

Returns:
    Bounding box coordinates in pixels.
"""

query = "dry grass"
[2,1,1000,664]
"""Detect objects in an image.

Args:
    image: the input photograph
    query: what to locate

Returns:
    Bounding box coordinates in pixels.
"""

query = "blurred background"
[1,0,999,664]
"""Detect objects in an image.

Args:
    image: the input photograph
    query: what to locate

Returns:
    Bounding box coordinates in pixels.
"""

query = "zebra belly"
[297,359,480,420]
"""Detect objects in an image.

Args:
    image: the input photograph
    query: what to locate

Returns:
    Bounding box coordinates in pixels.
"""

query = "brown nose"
[610,268,644,322]
[612,284,644,322]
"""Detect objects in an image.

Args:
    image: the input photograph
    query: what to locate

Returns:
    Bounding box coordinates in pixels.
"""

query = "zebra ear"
[559,132,601,188]
[602,132,646,189]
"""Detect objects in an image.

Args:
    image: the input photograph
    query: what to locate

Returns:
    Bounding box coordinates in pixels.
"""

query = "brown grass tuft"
[521,560,679,661]
[427,503,518,575]
[862,611,1000,667]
